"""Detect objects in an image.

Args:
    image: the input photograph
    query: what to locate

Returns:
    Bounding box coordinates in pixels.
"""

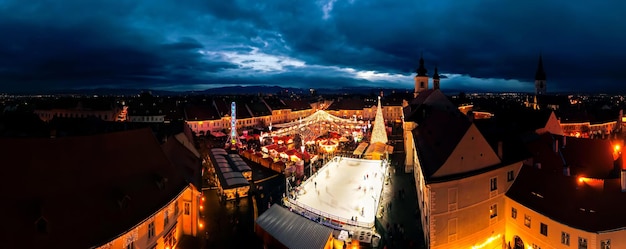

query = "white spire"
[370,96,388,144]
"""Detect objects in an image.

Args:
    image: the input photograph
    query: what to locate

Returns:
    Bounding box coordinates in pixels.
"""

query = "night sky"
[1,1,625,93]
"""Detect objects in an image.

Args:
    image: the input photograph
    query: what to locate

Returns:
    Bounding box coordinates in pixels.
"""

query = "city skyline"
[1,1,625,93]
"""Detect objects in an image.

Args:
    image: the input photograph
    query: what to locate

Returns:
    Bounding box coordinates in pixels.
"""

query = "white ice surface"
[295,157,386,225]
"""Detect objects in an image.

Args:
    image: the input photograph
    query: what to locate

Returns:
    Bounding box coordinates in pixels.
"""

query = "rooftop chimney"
[497,141,503,159]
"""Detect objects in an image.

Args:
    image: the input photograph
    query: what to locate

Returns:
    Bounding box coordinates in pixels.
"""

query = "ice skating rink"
[295,157,386,226]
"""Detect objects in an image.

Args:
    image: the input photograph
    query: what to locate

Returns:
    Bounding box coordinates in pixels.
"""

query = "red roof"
[0,128,188,248]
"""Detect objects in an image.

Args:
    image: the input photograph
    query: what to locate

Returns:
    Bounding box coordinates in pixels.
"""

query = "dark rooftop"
[507,165,626,232]
[0,128,189,249]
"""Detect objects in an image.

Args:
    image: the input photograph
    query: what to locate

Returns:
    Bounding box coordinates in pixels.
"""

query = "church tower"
[535,54,547,95]
[433,66,440,90]
[414,55,429,96]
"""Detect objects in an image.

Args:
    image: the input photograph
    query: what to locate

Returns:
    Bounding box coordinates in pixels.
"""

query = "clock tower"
[414,54,429,96]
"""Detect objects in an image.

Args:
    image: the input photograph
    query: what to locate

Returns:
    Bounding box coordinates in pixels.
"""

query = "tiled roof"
[523,133,616,179]
[0,128,188,249]
[413,108,471,178]
[213,98,231,117]
[256,204,333,249]
[262,97,289,110]
[246,98,272,117]
[559,136,615,179]
[506,165,626,232]
[283,99,312,111]
[184,104,221,121]
[326,98,366,111]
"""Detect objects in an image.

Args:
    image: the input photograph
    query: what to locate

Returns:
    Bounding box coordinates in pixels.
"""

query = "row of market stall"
[208,148,252,200]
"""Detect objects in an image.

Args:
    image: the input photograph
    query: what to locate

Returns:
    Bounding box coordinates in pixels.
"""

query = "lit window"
[579,237,587,249]
[524,215,531,228]
[184,202,191,215]
[561,232,570,246]
[540,223,548,236]
[601,239,611,249]
[507,170,514,182]
[490,204,497,219]
[490,177,498,191]
[148,222,155,239]
[511,207,517,219]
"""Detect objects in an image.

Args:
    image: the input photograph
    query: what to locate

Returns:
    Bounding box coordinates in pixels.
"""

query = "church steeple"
[535,54,546,81]
[535,54,547,95]
[433,66,440,90]
[416,54,428,76]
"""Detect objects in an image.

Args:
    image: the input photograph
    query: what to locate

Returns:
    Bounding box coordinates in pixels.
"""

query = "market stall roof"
[353,142,369,156]
[256,204,333,249]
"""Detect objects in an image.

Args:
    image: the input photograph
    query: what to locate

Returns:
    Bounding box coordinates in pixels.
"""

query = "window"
[184,202,190,215]
[524,215,531,228]
[490,177,498,191]
[490,204,497,219]
[148,222,155,239]
[601,239,611,249]
[175,201,179,215]
[507,170,514,182]
[126,242,134,249]
[511,207,517,219]
[561,232,570,246]
[164,227,177,248]
[164,210,169,226]
[540,223,548,236]
[579,237,587,249]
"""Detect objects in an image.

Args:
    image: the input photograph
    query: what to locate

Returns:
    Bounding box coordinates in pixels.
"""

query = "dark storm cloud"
[0,0,625,93]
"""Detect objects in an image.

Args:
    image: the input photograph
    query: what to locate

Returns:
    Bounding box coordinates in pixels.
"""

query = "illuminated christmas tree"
[370,96,388,144]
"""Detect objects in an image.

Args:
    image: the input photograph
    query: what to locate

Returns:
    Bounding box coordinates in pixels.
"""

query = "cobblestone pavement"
[376,153,426,249]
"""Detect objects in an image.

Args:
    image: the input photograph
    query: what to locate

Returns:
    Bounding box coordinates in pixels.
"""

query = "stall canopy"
[364,142,393,160]
[353,142,369,156]
[256,204,333,249]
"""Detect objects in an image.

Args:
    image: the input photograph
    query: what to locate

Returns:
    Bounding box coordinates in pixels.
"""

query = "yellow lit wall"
[427,162,520,249]
[94,185,201,249]
[505,198,626,249]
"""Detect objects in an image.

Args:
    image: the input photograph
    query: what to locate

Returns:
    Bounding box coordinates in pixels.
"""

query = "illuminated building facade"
[404,92,523,249]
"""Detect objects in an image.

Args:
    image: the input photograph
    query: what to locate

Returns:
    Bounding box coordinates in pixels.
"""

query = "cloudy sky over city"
[0,0,625,93]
